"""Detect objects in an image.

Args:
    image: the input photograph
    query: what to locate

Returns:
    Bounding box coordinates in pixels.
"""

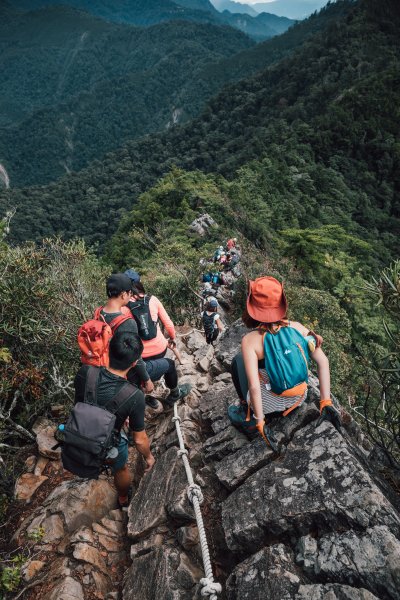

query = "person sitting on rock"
[231,276,341,449]
[74,331,155,508]
[124,270,192,408]
[202,297,225,345]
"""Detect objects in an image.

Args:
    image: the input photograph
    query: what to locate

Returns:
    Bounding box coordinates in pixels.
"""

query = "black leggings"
[128,348,178,389]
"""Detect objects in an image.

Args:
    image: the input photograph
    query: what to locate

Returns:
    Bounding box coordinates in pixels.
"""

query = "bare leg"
[114,465,131,502]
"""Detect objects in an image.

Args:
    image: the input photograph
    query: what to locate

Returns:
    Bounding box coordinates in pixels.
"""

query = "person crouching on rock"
[124,270,192,409]
[74,331,155,508]
[231,276,341,450]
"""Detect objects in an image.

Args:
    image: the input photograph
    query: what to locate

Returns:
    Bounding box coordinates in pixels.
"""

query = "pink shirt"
[138,295,175,359]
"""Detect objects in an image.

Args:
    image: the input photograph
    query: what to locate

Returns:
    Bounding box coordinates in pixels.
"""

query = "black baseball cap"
[106,273,132,297]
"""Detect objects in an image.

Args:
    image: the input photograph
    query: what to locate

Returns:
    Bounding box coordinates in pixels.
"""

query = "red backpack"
[77,307,131,367]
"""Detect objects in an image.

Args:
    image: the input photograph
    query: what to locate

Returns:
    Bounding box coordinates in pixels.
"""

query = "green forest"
[0,0,399,512]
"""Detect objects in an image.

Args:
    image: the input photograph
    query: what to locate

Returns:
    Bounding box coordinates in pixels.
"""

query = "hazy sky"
[237,0,329,5]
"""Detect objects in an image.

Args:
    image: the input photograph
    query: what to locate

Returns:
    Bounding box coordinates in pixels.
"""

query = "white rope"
[173,402,222,600]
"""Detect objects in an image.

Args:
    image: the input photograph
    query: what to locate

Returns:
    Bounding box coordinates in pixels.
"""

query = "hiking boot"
[164,383,192,408]
[145,396,160,410]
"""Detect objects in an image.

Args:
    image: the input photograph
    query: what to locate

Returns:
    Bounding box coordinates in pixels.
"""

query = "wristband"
[319,398,333,413]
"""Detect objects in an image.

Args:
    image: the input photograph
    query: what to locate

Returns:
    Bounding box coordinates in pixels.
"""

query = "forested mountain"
[0,6,254,185]
[0,2,341,187]
[1,0,399,258]
[9,0,295,39]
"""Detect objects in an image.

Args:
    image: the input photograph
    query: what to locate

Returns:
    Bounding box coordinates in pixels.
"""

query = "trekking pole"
[172,403,222,599]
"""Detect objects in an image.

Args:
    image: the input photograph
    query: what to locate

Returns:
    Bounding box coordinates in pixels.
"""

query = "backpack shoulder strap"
[105,382,139,415]
[109,313,131,333]
[84,366,101,404]
[94,306,104,321]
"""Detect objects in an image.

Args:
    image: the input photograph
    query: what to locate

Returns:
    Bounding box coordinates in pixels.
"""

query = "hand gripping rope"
[172,405,222,600]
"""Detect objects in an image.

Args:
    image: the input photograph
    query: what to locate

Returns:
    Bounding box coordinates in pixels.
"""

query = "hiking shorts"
[111,431,129,473]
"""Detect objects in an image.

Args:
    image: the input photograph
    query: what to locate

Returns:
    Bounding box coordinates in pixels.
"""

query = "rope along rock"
[172,406,222,600]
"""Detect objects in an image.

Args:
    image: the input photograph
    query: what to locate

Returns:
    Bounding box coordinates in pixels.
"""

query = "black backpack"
[61,367,134,479]
[128,296,157,341]
[202,311,217,339]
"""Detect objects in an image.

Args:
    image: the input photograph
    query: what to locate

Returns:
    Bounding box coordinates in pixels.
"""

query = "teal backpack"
[263,326,310,395]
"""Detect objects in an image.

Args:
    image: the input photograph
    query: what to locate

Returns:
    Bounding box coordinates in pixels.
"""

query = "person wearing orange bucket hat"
[229,276,341,452]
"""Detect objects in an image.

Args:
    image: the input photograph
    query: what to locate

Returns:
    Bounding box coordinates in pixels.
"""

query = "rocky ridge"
[12,322,400,599]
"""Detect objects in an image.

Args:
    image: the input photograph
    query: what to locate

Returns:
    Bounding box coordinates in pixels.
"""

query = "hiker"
[213,246,224,263]
[226,237,237,251]
[202,297,224,345]
[73,331,155,507]
[230,276,340,449]
[91,273,154,398]
[124,270,191,407]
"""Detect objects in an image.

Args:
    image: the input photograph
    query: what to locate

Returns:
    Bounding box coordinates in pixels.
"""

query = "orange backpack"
[77,307,131,367]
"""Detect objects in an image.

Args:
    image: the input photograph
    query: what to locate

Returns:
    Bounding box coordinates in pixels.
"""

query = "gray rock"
[226,544,302,600]
[35,422,61,460]
[129,447,190,540]
[185,331,207,353]
[70,526,94,545]
[215,320,247,369]
[297,526,400,600]
[176,525,199,551]
[215,437,274,490]
[204,425,248,462]
[130,534,164,558]
[43,576,84,600]
[296,584,380,600]
[222,422,400,553]
[201,383,235,429]
[188,213,216,236]
[73,542,108,574]
[123,547,203,600]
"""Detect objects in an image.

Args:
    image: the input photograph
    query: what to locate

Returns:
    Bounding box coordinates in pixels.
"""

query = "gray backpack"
[61,367,134,479]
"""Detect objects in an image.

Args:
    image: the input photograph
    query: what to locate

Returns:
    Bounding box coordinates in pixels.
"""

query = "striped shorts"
[247,368,307,415]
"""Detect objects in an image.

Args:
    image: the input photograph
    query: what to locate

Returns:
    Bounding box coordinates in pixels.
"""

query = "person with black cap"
[95,273,154,396]
[124,269,192,408]
[202,297,224,345]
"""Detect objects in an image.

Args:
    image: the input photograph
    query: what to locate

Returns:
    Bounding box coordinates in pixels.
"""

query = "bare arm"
[216,315,225,332]
[241,332,264,421]
[132,430,155,472]
[310,347,331,401]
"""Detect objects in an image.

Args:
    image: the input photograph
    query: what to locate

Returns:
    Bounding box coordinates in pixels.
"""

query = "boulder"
[222,422,400,554]
[14,473,48,503]
[45,479,117,532]
[43,576,84,600]
[204,425,248,462]
[34,456,49,476]
[185,331,207,353]
[128,447,181,540]
[188,213,216,236]
[296,584,379,600]
[226,544,302,599]
[35,420,61,460]
[27,513,65,544]
[215,437,274,491]
[13,479,117,544]
[295,583,379,600]
[297,526,400,600]
[214,320,247,369]
[73,542,108,575]
[123,547,202,600]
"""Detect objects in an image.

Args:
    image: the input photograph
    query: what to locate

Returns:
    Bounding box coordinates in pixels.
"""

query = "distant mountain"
[5,0,399,252]
[252,0,329,19]
[0,5,254,185]
[211,0,259,16]
[9,0,294,39]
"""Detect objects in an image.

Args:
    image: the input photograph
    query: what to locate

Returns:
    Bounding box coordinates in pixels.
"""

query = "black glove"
[256,420,279,453]
[316,405,342,432]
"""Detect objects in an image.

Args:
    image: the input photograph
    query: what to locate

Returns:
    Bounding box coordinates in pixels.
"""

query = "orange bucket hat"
[246,276,287,323]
